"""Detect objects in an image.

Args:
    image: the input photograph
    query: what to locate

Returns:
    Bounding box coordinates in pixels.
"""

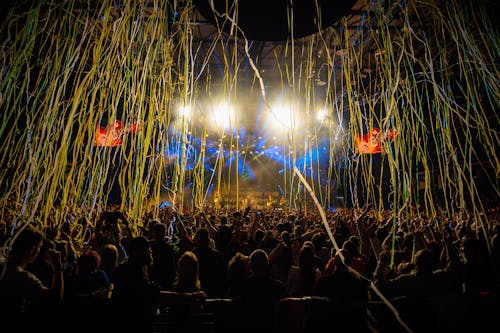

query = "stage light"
[270,105,293,130]
[316,108,328,121]
[178,105,192,120]
[210,102,235,130]
[267,97,302,135]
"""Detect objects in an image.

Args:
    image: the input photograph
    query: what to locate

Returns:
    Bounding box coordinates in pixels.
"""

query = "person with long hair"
[172,251,201,293]
[286,243,321,297]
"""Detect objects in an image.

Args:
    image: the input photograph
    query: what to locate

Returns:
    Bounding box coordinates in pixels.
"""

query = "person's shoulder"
[209,246,225,258]
[316,273,334,284]
[272,277,288,295]
[270,275,287,288]
[95,268,110,280]
[151,239,173,249]
[112,260,132,277]
[13,265,48,289]
[287,265,300,275]
[389,271,417,283]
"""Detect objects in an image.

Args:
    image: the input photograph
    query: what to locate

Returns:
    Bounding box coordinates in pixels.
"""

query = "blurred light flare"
[178,105,192,120]
[210,102,235,130]
[316,108,328,121]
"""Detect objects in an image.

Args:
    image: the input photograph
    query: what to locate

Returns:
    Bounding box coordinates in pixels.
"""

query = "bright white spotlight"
[178,105,192,120]
[272,105,293,129]
[211,102,235,130]
[267,99,299,133]
[316,108,328,121]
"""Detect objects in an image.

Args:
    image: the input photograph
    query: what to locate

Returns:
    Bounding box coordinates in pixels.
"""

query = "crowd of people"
[0,204,499,332]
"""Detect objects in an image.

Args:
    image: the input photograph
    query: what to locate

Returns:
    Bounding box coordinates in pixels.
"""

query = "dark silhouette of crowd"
[1,203,499,332]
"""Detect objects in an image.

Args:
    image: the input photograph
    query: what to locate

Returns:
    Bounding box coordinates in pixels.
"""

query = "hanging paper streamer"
[355,128,397,154]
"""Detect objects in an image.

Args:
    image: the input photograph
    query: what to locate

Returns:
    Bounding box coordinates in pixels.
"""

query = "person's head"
[100,243,119,272]
[103,222,123,244]
[298,244,315,270]
[77,250,101,275]
[126,236,152,266]
[228,252,250,281]
[194,228,210,248]
[174,251,201,291]
[253,229,265,243]
[293,225,303,238]
[280,230,291,246]
[414,249,435,273]
[11,226,45,264]
[460,235,485,263]
[348,236,360,254]
[249,249,270,276]
[153,222,167,241]
[332,248,352,272]
[311,232,326,251]
[218,224,232,237]
[148,219,160,237]
[342,239,356,255]
[36,238,56,263]
[178,251,199,278]
[302,240,314,250]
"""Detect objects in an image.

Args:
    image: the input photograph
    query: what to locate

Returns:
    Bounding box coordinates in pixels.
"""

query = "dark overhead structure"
[193,0,358,41]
